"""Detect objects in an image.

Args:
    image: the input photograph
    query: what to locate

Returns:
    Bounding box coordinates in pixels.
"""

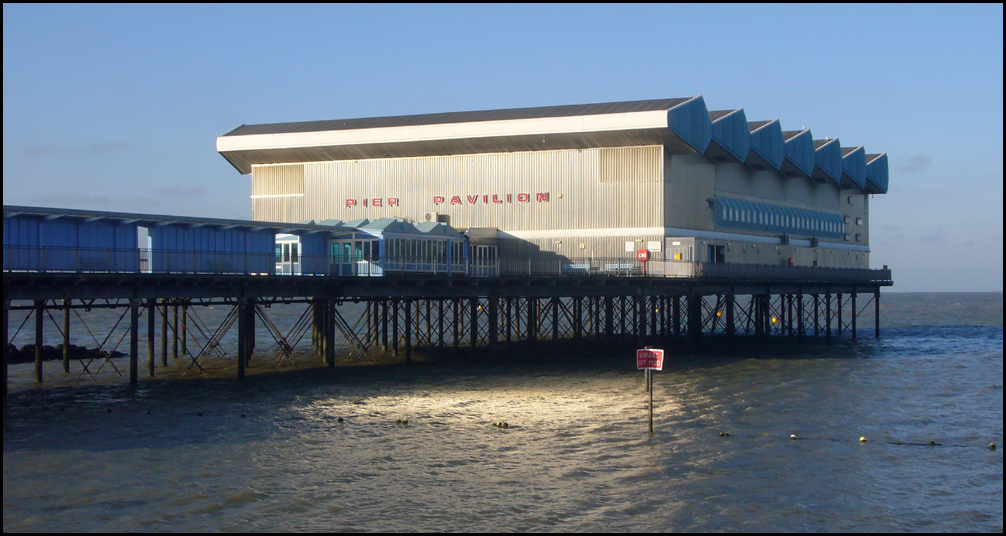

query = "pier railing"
[3,245,892,283]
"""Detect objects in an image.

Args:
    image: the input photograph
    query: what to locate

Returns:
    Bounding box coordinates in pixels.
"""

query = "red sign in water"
[636,348,664,370]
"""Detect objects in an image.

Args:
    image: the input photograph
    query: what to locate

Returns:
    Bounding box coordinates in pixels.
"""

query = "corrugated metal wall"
[151,226,273,254]
[251,165,305,222]
[252,165,304,195]
[2,216,137,250]
[599,146,661,183]
[252,146,666,233]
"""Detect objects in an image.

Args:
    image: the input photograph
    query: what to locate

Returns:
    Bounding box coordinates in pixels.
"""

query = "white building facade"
[218,98,888,269]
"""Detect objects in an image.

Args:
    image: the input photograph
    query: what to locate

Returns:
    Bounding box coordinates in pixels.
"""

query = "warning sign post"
[637,347,664,433]
[636,348,664,370]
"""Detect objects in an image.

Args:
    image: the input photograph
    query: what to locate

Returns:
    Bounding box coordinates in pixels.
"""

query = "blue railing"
[2,245,892,283]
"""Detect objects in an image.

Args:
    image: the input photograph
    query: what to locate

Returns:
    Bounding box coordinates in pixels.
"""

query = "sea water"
[3,292,1002,531]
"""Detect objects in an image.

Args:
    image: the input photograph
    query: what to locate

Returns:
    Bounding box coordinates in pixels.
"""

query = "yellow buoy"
[860,436,867,443]
[991,443,997,451]
[790,434,797,440]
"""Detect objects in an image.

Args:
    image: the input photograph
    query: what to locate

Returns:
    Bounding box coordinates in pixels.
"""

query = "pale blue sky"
[3,4,1003,291]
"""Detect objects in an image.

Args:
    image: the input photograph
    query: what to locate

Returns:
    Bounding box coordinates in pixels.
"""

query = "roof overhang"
[865,153,889,194]
[746,120,784,171]
[217,98,713,174]
[706,109,751,163]
[840,146,867,190]
[812,138,842,184]
[781,129,814,179]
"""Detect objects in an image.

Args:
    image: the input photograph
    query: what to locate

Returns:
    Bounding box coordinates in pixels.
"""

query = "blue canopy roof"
[865,153,889,194]
[812,138,842,184]
[781,129,814,179]
[706,109,751,163]
[840,146,867,190]
[746,120,784,171]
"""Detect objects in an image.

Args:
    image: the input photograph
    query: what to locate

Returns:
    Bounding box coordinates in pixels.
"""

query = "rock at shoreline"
[6,344,126,364]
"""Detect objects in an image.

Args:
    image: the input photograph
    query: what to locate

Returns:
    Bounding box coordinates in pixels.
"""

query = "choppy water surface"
[3,293,1002,531]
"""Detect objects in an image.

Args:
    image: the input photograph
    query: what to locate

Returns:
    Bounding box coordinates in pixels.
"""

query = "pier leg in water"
[648,296,656,340]
[392,299,399,358]
[161,301,168,366]
[672,296,681,338]
[470,297,477,355]
[787,294,794,337]
[35,300,43,383]
[147,299,155,377]
[797,293,804,343]
[605,296,614,340]
[172,303,179,359]
[405,299,412,364]
[4,297,9,399]
[576,296,584,345]
[837,293,843,337]
[237,299,247,379]
[129,299,139,387]
[453,298,460,353]
[687,294,702,343]
[438,299,445,349]
[552,297,559,342]
[814,294,820,337]
[825,293,832,344]
[726,294,735,338]
[851,291,858,340]
[181,302,188,358]
[488,295,498,355]
[325,300,335,368]
[62,299,70,373]
[875,290,881,339]
[382,299,389,352]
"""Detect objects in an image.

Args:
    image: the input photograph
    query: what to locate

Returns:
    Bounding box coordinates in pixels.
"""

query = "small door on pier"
[275,235,301,275]
[469,245,498,277]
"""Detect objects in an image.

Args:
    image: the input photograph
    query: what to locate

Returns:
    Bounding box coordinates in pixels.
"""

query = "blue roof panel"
[781,129,814,178]
[840,146,867,190]
[667,96,712,154]
[746,120,784,170]
[865,153,889,194]
[706,109,751,163]
[812,138,842,184]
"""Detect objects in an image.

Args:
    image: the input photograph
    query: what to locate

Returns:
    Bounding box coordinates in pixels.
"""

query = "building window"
[856,217,863,226]
[855,233,862,242]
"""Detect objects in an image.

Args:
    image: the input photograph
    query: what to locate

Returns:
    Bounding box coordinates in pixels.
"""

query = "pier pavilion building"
[217,97,889,270]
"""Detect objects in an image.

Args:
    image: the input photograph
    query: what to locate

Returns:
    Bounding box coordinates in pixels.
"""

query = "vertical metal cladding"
[251,164,305,222]
[293,146,664,232]
[252,165,304,196]
[599,146,662,183]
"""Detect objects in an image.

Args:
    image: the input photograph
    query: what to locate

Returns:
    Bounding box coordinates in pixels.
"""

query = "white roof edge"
[216,110,671,152]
